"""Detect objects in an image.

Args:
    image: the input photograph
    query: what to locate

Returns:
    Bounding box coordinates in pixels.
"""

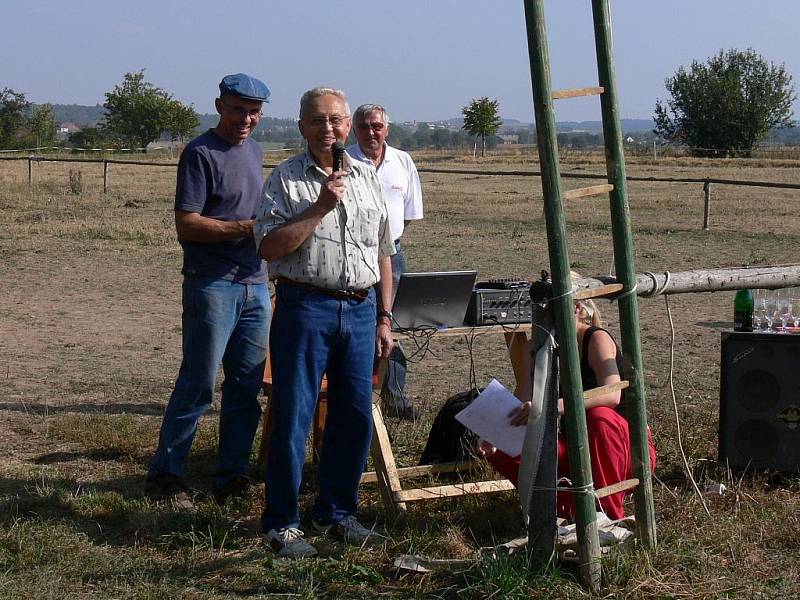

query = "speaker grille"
[735,369,780,413]
[733,419,780,463]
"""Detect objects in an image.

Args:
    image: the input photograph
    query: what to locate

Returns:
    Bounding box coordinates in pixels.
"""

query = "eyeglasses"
[224,103,263,120]
[355,122,386,132]
[306,115,349,129]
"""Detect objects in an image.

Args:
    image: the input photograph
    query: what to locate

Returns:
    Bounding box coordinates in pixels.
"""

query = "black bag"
[419,388,481,465]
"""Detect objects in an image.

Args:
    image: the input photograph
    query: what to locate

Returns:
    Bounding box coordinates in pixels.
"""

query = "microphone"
[331,141,345,172]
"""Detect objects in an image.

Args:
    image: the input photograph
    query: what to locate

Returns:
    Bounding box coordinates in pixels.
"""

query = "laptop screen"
[391,271,478,330]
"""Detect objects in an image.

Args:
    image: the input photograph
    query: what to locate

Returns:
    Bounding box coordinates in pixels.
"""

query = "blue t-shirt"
[174,129,266,284]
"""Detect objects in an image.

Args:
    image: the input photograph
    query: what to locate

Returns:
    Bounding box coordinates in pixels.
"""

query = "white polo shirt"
[347,143,423,241]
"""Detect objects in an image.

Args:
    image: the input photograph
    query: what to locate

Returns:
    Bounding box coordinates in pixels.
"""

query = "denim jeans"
[148,276,270,487]
[261,284,376,531]
[380,240,408,412]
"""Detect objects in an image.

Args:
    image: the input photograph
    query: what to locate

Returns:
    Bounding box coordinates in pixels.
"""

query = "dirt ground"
[1,151,800,597]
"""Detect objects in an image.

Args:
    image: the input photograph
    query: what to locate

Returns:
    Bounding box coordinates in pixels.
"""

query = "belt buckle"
[342,288,367,301]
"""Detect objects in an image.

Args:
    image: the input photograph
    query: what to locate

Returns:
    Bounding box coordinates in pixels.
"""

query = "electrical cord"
[661,272,710,516]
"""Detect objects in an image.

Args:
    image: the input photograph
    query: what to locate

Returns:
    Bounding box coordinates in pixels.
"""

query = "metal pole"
[103,160,109,194]
[703,179,711,230]
[28,156,33,187]
[523,1,601,591]
[592,0,657,549]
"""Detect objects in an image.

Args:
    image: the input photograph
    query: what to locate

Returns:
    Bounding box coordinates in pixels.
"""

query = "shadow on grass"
[0,401,166,416]
[0,470,263,552]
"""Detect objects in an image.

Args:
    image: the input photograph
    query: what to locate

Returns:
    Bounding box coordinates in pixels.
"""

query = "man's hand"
[316,170,348,213]
[375,321,394,359]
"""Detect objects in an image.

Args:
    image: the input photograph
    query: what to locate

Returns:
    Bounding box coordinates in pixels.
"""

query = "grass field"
[1,149,800,598]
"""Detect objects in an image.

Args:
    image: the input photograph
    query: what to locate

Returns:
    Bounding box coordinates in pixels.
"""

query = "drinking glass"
[791,287,800,329]
[765,291,778,332]
[753,289,767,331]
[777,289,792,333]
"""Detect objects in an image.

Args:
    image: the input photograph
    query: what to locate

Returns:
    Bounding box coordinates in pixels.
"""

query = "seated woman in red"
[482,299,656,521]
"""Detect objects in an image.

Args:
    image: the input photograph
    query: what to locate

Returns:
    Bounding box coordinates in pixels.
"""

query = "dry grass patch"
[2,152,800,597]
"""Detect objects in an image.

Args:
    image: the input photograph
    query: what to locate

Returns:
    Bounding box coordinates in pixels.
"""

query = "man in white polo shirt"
[348,103,423,420]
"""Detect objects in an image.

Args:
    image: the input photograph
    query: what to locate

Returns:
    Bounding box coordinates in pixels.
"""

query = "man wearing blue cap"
[146,73,271,508]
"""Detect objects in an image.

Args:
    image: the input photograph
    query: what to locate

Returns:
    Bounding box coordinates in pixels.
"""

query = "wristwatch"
[377,309,393,323]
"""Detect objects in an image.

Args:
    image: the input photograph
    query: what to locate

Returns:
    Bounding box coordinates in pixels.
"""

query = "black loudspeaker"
[719,331,800,470]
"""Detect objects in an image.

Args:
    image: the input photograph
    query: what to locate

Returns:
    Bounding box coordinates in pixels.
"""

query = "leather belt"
[277,277,369,301]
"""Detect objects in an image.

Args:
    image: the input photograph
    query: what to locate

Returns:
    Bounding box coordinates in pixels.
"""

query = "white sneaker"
[311,515,388,546]
[263,528,318,558]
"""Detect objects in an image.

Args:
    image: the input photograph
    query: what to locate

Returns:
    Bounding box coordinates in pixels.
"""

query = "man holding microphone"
[254,86,394,557]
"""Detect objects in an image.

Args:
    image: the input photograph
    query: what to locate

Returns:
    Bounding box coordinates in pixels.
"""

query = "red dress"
[487,327,656,520]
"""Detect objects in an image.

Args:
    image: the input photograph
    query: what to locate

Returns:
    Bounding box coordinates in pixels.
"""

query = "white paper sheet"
[455,378,525,457]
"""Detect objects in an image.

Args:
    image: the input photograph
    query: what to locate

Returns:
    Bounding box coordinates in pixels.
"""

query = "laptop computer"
[391,271,478,330]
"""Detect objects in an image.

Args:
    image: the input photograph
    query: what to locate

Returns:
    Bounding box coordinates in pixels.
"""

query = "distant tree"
[0,87,31,148]
[449,129,467,149]
[68,126,108,151]
[103,70,195,151]
[462,97,502,157]
[654,48,796,157]
[27,103,58,148]
[164,99,199,143]
[387,123,412,149]
[431,128,451,149]
[412,122,432,149]
[514,129,532,145]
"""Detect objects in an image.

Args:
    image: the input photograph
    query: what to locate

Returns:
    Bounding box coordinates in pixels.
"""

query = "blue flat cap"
[219,73,270,102]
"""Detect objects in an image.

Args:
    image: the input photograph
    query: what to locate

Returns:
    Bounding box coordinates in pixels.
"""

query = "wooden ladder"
[522,0,657,591]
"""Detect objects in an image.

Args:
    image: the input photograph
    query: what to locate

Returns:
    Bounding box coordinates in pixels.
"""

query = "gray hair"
[299,87,350,119]
[353,103,390,124]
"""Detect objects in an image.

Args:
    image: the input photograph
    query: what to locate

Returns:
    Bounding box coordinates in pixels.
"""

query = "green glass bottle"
[734,289,754,332]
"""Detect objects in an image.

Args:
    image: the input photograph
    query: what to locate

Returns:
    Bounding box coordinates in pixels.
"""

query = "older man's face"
[298,94,351,160]
[354,110,389,156]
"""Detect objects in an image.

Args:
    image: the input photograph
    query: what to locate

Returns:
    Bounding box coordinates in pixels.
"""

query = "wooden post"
[703,179,711,230]
[103,160,109,194]
[592,0,657,551]
[574,265,800,297]
[523,1,601,591]
[27,156,33,187]
[653,140,657,161]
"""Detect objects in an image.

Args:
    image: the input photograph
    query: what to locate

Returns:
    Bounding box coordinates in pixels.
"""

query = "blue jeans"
[148,276,270,487]
[261,284,376,531]
[381,240,408,412]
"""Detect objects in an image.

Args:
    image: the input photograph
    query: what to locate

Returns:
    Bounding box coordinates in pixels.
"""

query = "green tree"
[0,87,31,148]
[28,103,58,148]
[412,122,432,149]
[103,70,195,151]
[431,127,451,149]
[68,126,108,151]
[654,48,796,157]
[164,99,199,143]
[462,97,502,157]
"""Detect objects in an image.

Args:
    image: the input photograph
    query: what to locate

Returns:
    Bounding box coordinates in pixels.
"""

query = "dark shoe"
[311,515,388,547]
[383,403,419,421]
[263,527,318,558]
[144,474,194,510]
[212,475,253,506]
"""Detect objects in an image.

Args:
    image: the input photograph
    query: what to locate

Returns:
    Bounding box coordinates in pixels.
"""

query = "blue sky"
[2,1,798,123]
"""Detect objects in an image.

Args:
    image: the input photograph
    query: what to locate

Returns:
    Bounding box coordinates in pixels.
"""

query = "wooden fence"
[2,155,799,231]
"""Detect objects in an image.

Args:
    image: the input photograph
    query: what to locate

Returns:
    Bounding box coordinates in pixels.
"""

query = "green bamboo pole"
[523,0,601,590]
[591,0,657,549]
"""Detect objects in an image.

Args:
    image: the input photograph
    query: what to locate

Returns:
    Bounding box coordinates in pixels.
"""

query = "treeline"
[0,88,59,149]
